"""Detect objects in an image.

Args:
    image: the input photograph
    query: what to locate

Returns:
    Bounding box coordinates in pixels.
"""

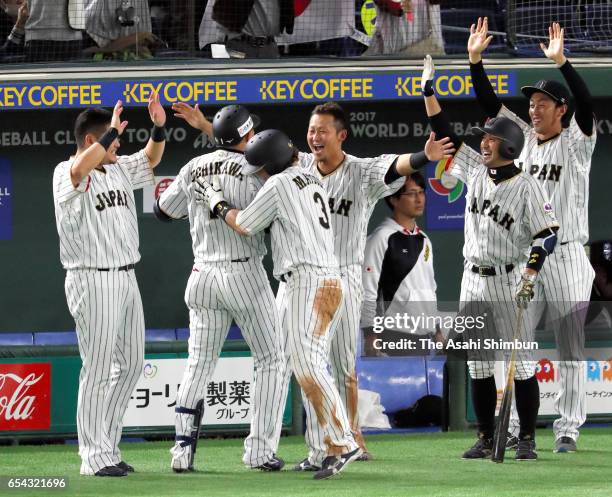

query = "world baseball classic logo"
[428,157,464,203]
[0,363,51,431]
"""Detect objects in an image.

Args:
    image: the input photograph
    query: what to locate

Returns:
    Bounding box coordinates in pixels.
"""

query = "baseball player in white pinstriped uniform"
[422,55,559,461]
[196,129,364,480]
[52,95,167,477]
[290,102,454,467]
[155,105,286,473]
[469,20,597,452]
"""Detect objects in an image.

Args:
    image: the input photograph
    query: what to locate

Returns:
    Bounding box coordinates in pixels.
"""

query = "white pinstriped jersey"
[451,143,559,266]
[498,105,596,244]
[53,150,154,269]
[298,152,403,267]
[236,165,337,279]
[158,149,267,263]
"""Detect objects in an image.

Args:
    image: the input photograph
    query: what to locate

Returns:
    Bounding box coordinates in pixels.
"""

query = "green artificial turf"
[1,429,611,497]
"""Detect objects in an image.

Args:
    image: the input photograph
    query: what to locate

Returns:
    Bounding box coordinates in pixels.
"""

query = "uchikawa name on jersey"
[293,173,354,217]
[95,189,129,211]
[467,197,515,231]
[190,161,244,182]
[519,162,562,182]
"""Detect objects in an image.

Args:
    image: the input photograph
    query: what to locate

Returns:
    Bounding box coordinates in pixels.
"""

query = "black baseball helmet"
[212,105,260,147]
[245,129,297,176]
[470,117,525,160]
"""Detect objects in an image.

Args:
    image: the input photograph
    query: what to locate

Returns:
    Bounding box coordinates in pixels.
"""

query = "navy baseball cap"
[521,80,570,105]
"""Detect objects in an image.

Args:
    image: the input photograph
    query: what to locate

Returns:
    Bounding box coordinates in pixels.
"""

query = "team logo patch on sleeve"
[543,202,554,217]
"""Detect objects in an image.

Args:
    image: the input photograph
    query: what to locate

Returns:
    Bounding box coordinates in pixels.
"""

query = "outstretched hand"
[468,17,493,63]
[148,90,167,127]
[540,22,566,66]
[110,100,128,135]
[172,102,210,132]
[424,132,455,161]
[421,54,435,95]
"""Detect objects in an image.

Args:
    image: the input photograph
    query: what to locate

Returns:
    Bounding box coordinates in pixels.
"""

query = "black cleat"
[293,458,320,472]
[313,447,362,480]
[94,465,127,477]
[462,437,493,459]
[506,434,519,451]
[256,455,285,471]
[515,438,537,461]
[116,461,134,473]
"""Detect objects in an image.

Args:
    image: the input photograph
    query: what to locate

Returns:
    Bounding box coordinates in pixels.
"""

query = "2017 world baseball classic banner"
[0,71,517,110]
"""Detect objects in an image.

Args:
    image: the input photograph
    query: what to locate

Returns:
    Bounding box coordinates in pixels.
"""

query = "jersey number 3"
[313,192,330,229]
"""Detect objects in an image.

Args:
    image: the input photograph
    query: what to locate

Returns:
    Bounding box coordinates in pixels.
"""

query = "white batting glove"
[194,176,225,212]
[421,54,435,95]
[515,273,536,309]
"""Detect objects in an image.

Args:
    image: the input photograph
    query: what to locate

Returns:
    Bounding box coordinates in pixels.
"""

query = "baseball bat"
[491,306,523,463]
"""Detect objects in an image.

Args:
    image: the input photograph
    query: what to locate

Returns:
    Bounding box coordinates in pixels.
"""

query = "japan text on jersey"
[298,152,403,267]
[451,144,558,267]
[498,105,596,244]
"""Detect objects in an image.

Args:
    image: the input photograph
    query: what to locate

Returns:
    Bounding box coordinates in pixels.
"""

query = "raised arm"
[143,90,167,168]
[70,100,128,187]
[540,22,594,135]
[172,102,213,137]
[421,55,462,150]
[467,17,502,118]
[393,132,456,177]
[392,58,455,177]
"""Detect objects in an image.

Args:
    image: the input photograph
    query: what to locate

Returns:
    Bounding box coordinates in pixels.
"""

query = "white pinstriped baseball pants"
[459,265,538,381]
[274,267,360,465]
[280,268,358,460]
[312,265,364,462]
[65,269,145,475]
[509,242,594,441]
[172,258,286,468]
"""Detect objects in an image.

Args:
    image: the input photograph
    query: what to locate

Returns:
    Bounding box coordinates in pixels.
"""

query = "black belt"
[98,264,135,272]
[279,271,292,283]
[230,257,250,263]
[471,263,514,277]
[239,34,275,47]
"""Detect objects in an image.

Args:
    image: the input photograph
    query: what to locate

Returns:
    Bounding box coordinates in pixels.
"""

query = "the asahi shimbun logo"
[0,364,51,431]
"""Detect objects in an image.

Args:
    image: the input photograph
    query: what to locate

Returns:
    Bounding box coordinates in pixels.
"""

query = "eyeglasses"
[398,190,425,198]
